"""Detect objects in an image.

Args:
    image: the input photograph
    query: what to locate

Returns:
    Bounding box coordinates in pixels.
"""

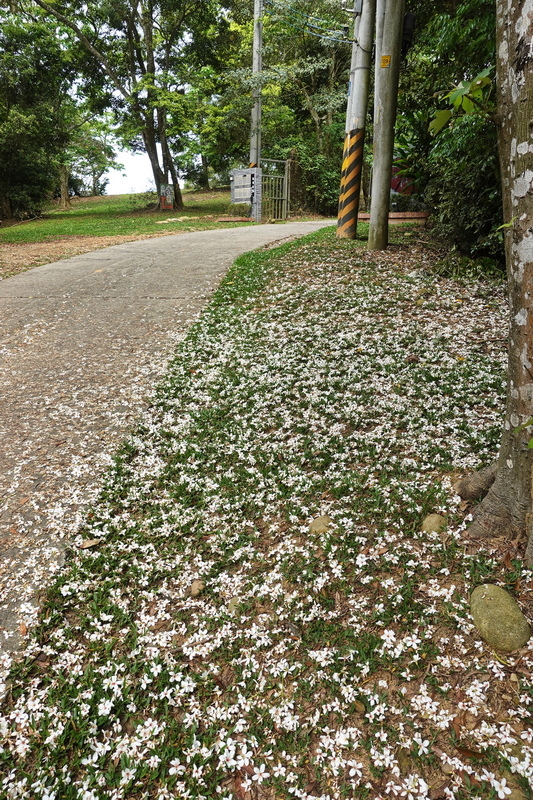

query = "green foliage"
[66,116,123,197]
[23,0,236,202]
[0,16,74,217]
[424,115,503,260]
[57,113,122,196]
[429,67,494,133]
[397,0,501,260]
[283,138,342,215]
[180,1,349,209]
[430,252,505,283]
[421,0,495,77]
[0,107,56,218]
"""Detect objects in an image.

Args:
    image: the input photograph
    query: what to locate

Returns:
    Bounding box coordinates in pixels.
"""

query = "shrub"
[424,115,503,261]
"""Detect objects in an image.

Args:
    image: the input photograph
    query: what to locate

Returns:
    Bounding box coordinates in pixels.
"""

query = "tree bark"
[200,155,210,190]
[142,123,165,195]
[166,155,184,211]
[157,107,184,210]
[0,196,13,219]
[59,163,71,209]
[455,461,498,501]
[466,1,533,562]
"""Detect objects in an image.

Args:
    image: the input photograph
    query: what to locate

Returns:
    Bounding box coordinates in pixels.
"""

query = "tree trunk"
[465,1,533,562]
[0,195,13,219]
[158,112,183,210]
[59,163,71,210]
[142,124,165,197]
[200,155,210,190]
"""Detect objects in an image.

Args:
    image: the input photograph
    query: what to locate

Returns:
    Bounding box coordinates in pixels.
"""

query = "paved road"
[0,221,334,671]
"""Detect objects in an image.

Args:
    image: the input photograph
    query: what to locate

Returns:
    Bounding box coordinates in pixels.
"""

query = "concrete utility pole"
[367,0,405,250]
[337,0,376,239]
[249,0,263,169]
[374,0,386,74]
[248,0,263,223]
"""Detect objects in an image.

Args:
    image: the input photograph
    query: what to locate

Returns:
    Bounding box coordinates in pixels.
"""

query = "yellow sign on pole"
[381,55,391,68]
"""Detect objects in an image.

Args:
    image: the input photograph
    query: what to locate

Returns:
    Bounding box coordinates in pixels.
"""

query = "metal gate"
[261,159,290,221]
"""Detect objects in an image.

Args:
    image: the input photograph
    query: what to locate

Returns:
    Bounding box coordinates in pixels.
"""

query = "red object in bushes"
[391,165,414,195]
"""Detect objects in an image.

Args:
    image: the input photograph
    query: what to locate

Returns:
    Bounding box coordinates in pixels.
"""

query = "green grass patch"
[0,190,252,244]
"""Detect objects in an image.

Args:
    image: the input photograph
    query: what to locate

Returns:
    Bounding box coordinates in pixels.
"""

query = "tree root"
[454,462,498,502]
[455,462,510,540]
[459,462,531,548]
[466,497,510,539]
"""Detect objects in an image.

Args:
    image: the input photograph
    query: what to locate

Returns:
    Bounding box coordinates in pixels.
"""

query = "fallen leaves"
[78,539,101,549]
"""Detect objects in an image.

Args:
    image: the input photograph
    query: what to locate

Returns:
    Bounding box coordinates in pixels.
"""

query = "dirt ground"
[0,233,179,280]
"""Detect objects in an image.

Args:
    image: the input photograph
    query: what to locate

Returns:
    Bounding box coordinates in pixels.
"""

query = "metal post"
[283,159,290,219]
[249,0,263,169]
[367,0,405,250]
[337,0,376,239]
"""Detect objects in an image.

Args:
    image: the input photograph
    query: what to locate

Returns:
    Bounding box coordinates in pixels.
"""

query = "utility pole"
[250,0,263,169]
[248,0,263,223]
[373,0,386,76]
[367,0,405,250]
[337,0,376,239]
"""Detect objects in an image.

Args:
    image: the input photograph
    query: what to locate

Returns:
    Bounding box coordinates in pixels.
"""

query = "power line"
[264,0,348,37]
[263,0,352,44]
[270,17,350,43]
[265,0,341,27]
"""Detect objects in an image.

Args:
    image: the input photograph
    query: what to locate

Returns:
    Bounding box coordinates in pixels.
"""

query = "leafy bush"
[424,115,503,261]
[0,107,59,218]
[389,193,427,213]
[281,138,342,216]
[430,252,505,283]
[226,202,251,216]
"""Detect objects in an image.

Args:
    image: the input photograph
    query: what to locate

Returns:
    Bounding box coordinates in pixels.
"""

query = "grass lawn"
[0,191,252,244]
[1,227,532,800]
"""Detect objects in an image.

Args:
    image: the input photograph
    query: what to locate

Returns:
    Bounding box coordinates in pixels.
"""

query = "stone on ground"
[190,579,206,598]
[309,515,333,535]
[420,513,447,533]
[470,584,530,652]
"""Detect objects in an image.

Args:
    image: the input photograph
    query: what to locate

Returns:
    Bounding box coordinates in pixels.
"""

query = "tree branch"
[29,0,132,102]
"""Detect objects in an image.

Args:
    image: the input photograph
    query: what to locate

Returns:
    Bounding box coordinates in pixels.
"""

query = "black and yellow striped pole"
[337,128,365,238]
[337,0,376,239]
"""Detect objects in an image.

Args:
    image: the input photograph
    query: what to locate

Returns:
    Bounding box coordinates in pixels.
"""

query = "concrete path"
[0,221,333,668]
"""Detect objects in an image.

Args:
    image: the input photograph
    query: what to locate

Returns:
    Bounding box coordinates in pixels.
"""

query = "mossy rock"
[420,513,447,533]
[309,515,333,535]
[470,584,530,652]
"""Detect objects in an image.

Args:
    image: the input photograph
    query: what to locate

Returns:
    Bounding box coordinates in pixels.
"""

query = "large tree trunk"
[167,159,184,211]
[59,163,71,210]
[142,123,166,196]
[465,1,533,562]
[158,110,183,210]
[199,155,210,190]
[1,195,13,219]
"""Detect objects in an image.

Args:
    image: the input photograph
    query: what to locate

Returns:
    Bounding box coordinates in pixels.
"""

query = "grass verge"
[0,191,251,245]
[1,227,532,800]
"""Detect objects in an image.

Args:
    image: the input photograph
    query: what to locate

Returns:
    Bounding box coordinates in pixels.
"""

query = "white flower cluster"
[2,232,531,799]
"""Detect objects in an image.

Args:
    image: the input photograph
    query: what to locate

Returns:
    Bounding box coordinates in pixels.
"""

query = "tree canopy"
[0,15,76,217]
